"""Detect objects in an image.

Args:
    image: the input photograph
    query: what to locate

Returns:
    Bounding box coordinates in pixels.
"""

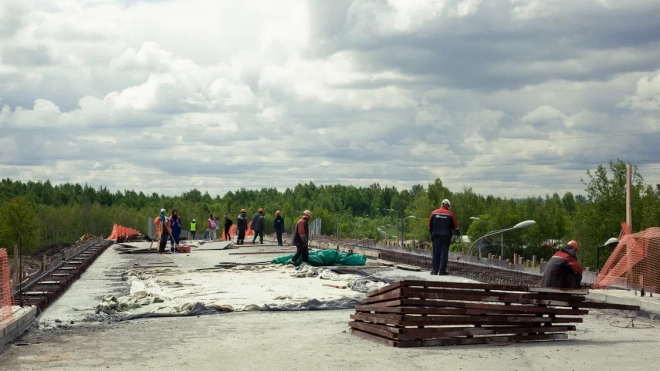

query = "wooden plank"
[403,287,586,302]
[401,289,586,306]
[351,313,555,327]
[399,299,589,315]
[362,289,586,307]
[395,325,575,341]
[573,301,640,311]
[228,250,295,255]
[350,328,398,347]
[528,287,589,295]
[348,321,400,338]
[323,282,347,289]
[399,280,532,293]
[395,333,569,348]
[366,282,405,297]
[396,264,421,271]
[361,288,405,304]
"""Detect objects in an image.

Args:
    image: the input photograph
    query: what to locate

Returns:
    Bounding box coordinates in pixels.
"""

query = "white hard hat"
[192,219,196,222]
[442,199,451,208]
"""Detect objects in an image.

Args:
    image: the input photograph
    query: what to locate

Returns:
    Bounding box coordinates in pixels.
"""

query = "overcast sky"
[1,0,659,198]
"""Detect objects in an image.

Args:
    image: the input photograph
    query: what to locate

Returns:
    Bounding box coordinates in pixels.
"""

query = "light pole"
[468,220,536,259]
[596,237,619,272]
[470,217,504,259]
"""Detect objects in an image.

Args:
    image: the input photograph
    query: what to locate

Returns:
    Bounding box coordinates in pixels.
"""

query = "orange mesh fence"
[593,223,660,293]
[0,248,14,326]
[221,224,253,240]
[107,224,141,240]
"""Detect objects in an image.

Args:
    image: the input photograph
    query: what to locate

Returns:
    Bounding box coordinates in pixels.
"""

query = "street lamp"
[467,220,536,259]
[470,217,504,259]
[383,208,401,245]
[596,237,619,272]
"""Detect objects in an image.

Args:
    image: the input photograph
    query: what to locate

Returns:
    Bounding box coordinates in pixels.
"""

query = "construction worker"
[190,219,197,240]
[541,240,583,289]
[273,210,285,246]
[169,209,182,253]
[207,214,218,241]
[428,199,460,275]
[223,213,233,241]
[156,209,173,254]
[251,208,265,244]
[236,209,248,245]
[288,210,312,268]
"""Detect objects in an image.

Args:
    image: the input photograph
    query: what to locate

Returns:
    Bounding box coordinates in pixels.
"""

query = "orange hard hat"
[567,240,579,250]
[276,210,281,215]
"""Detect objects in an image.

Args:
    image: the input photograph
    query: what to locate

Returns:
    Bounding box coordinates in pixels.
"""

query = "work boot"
[286,259,295,266]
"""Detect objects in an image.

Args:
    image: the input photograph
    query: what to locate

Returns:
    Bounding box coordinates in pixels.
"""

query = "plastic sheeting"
[271,249,367,266]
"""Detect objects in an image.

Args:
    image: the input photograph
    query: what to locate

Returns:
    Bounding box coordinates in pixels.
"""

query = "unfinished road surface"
[1,240,658,371]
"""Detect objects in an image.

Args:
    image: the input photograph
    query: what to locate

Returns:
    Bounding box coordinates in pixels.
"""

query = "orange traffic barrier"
[0,248,14,326]
[106,224,141,240]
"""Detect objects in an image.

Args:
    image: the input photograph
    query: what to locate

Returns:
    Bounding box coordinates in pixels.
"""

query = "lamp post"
[470,217,504,259]
[596,237,619,272]
[382,208,401,245]
[468,220,536,259]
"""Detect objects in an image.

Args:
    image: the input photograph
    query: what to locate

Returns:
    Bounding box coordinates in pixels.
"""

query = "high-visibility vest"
[190,222,196,231]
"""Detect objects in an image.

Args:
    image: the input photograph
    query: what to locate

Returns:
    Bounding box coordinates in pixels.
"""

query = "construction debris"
[349,280,640,348]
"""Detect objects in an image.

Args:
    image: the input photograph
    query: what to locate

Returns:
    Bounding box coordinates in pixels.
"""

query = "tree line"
[1,159,658,269]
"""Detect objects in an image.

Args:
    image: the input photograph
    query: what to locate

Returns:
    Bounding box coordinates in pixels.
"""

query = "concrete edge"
[1,306,38,347]
[587,291,660,320]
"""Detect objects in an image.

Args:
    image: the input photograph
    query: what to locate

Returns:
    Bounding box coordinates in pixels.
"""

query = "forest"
[1,159,659,270]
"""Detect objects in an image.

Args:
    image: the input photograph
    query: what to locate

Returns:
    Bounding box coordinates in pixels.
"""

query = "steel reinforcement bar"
[12,238,114,311]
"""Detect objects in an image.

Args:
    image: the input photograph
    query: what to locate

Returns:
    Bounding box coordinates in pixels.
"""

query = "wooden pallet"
[350,280,639,347]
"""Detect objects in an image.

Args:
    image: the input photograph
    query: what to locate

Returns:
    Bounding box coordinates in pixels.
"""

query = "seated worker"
[541,240,583,289]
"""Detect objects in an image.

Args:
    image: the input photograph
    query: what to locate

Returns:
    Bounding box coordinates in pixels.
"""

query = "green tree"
[0,196,39,254]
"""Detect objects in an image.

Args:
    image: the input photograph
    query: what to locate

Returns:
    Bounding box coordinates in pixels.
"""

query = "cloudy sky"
[1,0,659,198]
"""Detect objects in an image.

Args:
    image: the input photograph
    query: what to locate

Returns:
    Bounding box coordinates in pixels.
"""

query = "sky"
[1,0,659,198]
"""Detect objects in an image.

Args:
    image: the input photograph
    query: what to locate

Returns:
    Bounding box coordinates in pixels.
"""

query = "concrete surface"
[1,306,37,346]
[589,289,660,318]
[1,309,658,371]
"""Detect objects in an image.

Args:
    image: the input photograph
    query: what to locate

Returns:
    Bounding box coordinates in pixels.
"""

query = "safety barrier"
[0,249,14,326]
[106,224,141,240]
[594,223,660,293]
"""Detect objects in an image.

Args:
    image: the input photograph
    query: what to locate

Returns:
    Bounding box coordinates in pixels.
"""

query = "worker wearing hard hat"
[288,210,312,269]
[236,209,248,245]
[251,208,265,244]
[541,240,583,289]
[428,199,460,275]
[273,210,285,246]
[190,219,197,240]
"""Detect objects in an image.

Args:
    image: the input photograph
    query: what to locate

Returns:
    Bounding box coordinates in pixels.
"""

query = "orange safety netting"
[0,248,14,325]
[593,222,660,294]
[220,223,254,240]
[106,224,141,240]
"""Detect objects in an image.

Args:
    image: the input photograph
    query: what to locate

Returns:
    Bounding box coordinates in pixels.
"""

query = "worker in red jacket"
[541,240,583,289]
[428,199,460,275]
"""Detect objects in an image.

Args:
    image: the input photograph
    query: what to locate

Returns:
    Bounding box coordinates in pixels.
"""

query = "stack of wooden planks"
[349,280,640,348]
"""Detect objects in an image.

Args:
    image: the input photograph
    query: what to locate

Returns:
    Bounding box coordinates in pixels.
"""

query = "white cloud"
[0,0,659,198]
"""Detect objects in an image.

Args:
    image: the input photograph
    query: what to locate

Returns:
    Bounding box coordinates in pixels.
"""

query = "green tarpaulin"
[271,249,367,266]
